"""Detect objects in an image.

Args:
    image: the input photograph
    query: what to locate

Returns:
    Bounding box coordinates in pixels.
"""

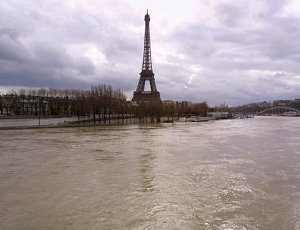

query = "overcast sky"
[1,0,300,106]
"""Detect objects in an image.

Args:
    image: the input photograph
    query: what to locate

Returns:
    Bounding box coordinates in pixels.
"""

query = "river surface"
[0,117,300,229]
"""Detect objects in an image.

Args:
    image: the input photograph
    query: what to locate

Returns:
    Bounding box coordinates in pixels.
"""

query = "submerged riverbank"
[0,115,297,130]
[0,115,186,130]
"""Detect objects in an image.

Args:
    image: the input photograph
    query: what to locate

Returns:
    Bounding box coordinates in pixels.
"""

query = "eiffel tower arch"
[132,10,161,104]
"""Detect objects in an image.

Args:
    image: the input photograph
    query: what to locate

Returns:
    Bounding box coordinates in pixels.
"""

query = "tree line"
[0,85,129,124]
[0,85,210,124]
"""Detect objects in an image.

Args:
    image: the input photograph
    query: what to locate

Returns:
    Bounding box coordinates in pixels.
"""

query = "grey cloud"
[0,60,91,88]
[161,0,300,105]
[215,3,245,27]
[76,57,95,75]
[0,34,32,63]
[31,43,73,68]
[0,28,21,39]
[0,0,141,91]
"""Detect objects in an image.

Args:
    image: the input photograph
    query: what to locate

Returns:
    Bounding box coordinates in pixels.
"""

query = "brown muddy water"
[0,117,300,229]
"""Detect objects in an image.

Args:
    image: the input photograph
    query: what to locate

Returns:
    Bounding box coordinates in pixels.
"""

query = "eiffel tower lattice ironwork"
[132,10,161,104]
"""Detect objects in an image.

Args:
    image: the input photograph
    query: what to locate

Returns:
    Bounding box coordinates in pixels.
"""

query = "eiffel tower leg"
[137,79,145,92]
[150,79,157,92]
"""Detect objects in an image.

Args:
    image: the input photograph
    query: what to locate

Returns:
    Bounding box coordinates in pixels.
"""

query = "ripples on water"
[0,117,300,229]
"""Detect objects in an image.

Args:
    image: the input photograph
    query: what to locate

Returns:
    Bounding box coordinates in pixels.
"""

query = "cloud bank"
[0,0,300,105]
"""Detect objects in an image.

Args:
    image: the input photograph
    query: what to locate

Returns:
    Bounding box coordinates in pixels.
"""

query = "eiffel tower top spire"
[142,9,152,72]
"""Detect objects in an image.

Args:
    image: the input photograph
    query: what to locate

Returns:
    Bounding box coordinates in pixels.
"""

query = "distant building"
[0,94,73,116]
[273,100,292,106]
[207,111,230,119]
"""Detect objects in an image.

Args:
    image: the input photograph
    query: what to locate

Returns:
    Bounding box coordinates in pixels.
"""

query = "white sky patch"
[0,85,40,94]
[188,65,200,84]
[282,0,300,17]
[184,64,207,89]
[65,43,107,68]
[192,0,266,28]
[127,0,200,26]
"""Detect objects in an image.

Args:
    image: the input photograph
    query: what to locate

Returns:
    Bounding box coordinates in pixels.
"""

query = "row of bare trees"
[0,85,130,124]
[0,86,210,124]
[9,88,84,98]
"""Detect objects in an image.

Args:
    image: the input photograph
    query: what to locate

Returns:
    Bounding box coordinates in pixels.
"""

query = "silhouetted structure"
[132,10,161,104]
[256,106,300,116]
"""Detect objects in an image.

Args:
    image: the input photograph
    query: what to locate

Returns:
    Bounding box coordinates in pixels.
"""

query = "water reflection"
[139,150,156,193]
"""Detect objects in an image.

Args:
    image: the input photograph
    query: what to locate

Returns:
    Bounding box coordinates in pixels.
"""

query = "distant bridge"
[256,106,300,116]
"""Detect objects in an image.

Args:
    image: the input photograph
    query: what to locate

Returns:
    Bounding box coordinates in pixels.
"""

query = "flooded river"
[0,117,300,229]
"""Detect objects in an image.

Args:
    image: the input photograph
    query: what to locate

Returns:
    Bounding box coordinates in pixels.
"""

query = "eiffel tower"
[132,10,161,104]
